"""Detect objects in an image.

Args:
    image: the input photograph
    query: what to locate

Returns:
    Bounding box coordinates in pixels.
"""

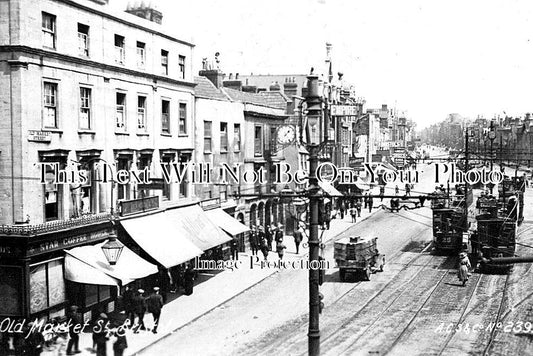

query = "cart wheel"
[380,257,385,272]
[339,269,345,281]
[364,267,371,281]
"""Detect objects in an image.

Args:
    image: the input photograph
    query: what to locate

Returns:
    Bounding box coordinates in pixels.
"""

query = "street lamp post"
[306,74,322,356]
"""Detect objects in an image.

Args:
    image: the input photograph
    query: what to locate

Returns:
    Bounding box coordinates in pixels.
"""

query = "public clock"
[276,125,296,145]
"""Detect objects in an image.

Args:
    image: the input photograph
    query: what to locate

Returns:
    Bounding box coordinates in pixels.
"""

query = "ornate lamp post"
[305,74,323,356]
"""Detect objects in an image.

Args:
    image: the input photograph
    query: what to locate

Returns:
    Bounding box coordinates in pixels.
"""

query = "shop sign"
[27,228,112,256]
[330,105,358,116]
[0,245,22,257]
[349,157,365,168]
[27,130,52,142]
[119,195,159,216]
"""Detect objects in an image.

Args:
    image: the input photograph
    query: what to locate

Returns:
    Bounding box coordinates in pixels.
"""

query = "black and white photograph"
[1,0,533,355]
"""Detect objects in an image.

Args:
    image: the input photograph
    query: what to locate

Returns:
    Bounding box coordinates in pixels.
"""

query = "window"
[79,87,91,129]
[43,82,58,128]
[116,92,126,131]
[136,41,146,68]
[42,12,56,49]
[254,126,263,156]
[44,163,59,220]
[137,96,147,131]
[179,103,187,134]
[30,259,65,314]
[204,121,212,152]
[234,124,241,151]
[161,50,168,75]
[160,154,172,200]
[114,34,125,64]
[161,100,170,134]
[220,122,228,152]
[179,153,190,198]
[179,55,186,79]
[77,23,89,56]
[137,155,152,198]
[116,158,130,200]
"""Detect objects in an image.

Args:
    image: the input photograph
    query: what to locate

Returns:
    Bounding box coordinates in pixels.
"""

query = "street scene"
[1,0,533,355]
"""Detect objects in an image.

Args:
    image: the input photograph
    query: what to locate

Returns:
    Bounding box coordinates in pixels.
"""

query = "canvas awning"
[205,208,250,236]
[64,241,158,286]
[121,212,203,269]
[318,181,343,197]
[165,204,232,251]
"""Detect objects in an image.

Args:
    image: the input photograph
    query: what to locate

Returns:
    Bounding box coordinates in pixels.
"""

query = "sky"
[113,0,533,128]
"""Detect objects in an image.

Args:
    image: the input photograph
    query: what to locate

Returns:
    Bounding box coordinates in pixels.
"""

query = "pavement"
[40,194,384,356]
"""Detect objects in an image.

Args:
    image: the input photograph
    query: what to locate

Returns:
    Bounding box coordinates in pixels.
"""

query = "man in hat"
[249,226,258,255]
[122,285,135,329]
[132,289,146,333]
[146,287,164,334]
[293,226,303,254]
[93,313,108,356]
[66,305,82,355]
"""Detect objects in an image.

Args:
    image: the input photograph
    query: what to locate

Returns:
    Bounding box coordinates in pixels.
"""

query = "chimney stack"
[126,1,163,24]
[199,69,225,88]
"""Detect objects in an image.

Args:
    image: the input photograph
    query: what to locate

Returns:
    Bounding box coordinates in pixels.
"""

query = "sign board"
[349,157,365,168]
[137,178,165,190]
[119,195,159,216]
[330,105,358,116]
[27,228,113,256]
[28,130,52,142]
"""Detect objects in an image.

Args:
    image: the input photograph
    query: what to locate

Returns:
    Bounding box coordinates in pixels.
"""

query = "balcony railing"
[0,212,112,236]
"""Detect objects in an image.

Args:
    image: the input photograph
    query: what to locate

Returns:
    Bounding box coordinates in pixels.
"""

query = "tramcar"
[471,195,517,272]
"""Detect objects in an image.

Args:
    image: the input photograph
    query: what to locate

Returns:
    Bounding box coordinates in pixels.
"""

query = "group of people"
[249,223,306,261]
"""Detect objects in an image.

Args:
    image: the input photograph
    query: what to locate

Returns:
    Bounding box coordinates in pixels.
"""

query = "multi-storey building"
[0,0,233,323]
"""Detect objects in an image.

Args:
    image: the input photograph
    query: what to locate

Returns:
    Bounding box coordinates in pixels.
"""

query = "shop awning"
[165,204,232,251]
[64,241,158,286]
[205,208,250,236]
[121,212,203,269]
[318,181,343,197]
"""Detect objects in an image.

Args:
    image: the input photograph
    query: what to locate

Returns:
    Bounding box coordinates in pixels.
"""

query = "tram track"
[247,243,435,356]
[337,262,449,356]
[482,273,511,356]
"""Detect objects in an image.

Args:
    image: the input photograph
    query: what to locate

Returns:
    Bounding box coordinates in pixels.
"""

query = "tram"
[431,185,469,253]
[471,194,517,272]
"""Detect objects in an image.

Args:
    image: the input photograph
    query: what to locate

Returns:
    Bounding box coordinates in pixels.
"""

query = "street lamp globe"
[101,231,124,265]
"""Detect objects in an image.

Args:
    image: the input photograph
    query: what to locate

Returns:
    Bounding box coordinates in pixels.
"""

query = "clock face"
[277,125,296,145]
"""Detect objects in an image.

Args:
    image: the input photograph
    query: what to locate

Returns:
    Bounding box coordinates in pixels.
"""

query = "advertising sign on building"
[27,130,52,142]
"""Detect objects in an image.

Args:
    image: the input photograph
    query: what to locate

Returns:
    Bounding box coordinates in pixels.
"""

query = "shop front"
[205,208,250,253]
[0,216,119,322]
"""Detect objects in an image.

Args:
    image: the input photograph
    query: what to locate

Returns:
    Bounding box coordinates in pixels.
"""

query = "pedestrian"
[260,236,269,261]
[184,263,195,295]
[395,185,399,195]
[356,199,362,217]
[230,237,239,260]
[350,206,357,223]
[339,201,345,219]
[25,322,44,356]
[66,305,82,355]
[122,285,135,328]
[266,225,273,251]
[364,193,368,209]
[293,227,303,254]
[379,186,385,202]
[275,223,284,243]
[249,227,258,255]
[112,323,128,356]
[93,313,109,356]
[368,195,373,213]
[146,287,164,334]
[405,183,411,196]
[132,289,146,333]
[276,240,287,260]
[458,252,471,287]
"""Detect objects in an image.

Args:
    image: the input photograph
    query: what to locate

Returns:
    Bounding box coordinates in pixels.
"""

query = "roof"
[194,76,229,101]
[222,87,276,107]
[259,91,292,109]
